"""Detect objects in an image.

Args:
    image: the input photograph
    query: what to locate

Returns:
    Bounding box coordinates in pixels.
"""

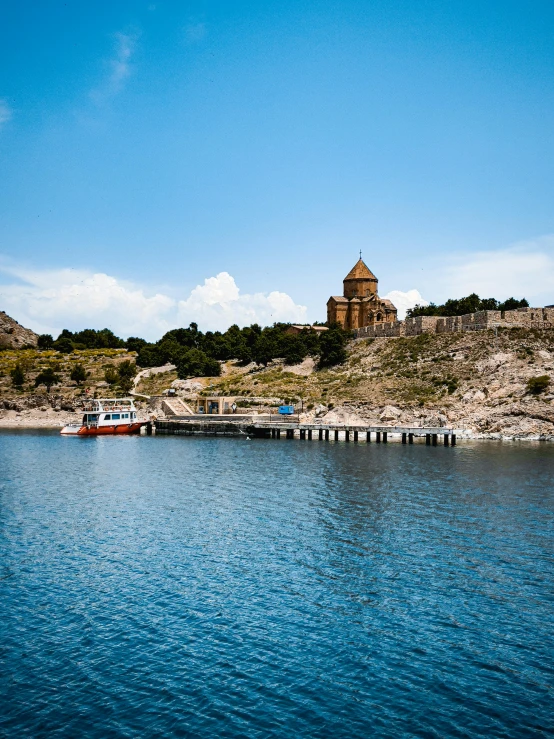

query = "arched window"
[376,313,382,322]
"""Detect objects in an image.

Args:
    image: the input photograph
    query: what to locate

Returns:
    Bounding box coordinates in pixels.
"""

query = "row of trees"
[35,322,350,378]
[407,293,529,318]
[137,323,349,378]
[37,328,145,354]
[10,362,89,391]
[10,360,137,392]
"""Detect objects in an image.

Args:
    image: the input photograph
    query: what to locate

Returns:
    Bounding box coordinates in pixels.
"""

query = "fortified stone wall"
[354,307,554,340]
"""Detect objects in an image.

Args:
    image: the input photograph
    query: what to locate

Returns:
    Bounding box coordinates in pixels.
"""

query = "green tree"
[117,360,137,393]
[54,337,74,353]
[126,336,147,353]
[176,349,221,379]
[136,344,163,368]
[282,335,307,365]
[34,367,60,392]
[37,334,54,349]
[104,367,119,385]
[70,364,88,385]
[318,326,348,368]
[526,375,550,395]
[252,334,277,366]
[10,363,25,388]
[407,294,529,318]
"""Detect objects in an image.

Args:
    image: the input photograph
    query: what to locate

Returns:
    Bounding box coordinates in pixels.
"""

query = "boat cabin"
[81,398,138,427]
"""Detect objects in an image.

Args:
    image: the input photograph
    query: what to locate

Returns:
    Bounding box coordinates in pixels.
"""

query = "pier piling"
[153,419,459,449]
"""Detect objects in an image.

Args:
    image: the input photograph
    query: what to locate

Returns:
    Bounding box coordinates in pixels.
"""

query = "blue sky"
[1,0,553,338]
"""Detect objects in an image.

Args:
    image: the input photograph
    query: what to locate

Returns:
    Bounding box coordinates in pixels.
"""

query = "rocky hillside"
[0,347,141,426]
[0,311,38,349]
[165,327,554,439]
[1,325,553,438]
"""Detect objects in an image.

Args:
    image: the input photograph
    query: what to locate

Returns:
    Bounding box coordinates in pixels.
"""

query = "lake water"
[1,431,553,738]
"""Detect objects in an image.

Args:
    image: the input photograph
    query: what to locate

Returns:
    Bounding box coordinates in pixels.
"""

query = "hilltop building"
[327,258,397,330]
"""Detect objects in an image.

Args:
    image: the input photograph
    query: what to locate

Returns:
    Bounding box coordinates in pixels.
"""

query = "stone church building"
[327,258,398,330]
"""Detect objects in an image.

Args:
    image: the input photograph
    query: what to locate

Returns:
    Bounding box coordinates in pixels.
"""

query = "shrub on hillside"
[10,363,25,387]
[104,367,119,385]
[117,360,137,393]
[526,375,550,395]
[70,364,88,385]
[34,367,60,392]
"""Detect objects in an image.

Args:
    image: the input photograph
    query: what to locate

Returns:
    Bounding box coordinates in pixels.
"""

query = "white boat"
[60,398,145,436]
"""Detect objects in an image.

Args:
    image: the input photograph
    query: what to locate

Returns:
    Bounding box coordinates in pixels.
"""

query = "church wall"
[353,307,554,339]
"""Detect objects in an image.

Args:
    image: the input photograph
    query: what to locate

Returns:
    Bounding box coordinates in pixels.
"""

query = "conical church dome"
[344,258,377,282]
[343,257,378,299]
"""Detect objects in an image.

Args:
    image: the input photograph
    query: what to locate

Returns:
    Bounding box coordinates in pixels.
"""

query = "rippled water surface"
[1,432,553,737]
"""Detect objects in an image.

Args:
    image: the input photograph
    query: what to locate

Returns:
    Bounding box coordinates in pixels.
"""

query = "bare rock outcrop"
[0,311,38,349]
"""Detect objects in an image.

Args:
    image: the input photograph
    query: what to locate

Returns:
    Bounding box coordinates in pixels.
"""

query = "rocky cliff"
[205,327,554,439]
[0,311,39,349]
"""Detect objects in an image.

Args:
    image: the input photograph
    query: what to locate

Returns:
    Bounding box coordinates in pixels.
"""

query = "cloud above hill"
[436,238,554,303]
[0,266,307,340]
[383,289,428,319]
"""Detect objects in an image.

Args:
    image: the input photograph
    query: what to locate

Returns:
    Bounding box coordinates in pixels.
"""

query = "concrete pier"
[154,419,460,447]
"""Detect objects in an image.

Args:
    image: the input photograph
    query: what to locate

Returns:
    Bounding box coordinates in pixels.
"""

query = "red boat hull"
[61,423,144,436]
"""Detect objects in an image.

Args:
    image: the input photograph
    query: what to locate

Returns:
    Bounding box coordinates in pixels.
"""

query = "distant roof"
[380,298,397,308]
[290,325,329,332]
[328,296,349,302]
[344,258,377,282]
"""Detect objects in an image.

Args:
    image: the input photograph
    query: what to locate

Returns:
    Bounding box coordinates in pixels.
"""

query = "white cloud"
[90,31,139,105]
[0,98,12,129]
[0,265,307,340]
[178,272,307,330]
[383,289,428,319]
[434,237,554,304]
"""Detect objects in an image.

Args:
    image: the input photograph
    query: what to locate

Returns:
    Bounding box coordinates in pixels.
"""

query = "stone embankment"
[0,394,80,428]
[355,306,554,339]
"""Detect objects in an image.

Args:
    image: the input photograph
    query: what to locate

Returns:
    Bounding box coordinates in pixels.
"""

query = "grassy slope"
[0,348,136,403]
[205,329,552,406]
[2,329,554,435]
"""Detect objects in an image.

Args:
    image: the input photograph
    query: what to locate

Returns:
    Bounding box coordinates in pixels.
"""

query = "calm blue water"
[1,432,553,738]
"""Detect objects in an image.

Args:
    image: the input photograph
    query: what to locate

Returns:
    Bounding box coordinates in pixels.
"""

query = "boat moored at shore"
[60,398,145,436]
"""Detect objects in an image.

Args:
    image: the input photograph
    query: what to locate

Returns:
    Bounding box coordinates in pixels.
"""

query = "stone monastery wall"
[354,307,554,340]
